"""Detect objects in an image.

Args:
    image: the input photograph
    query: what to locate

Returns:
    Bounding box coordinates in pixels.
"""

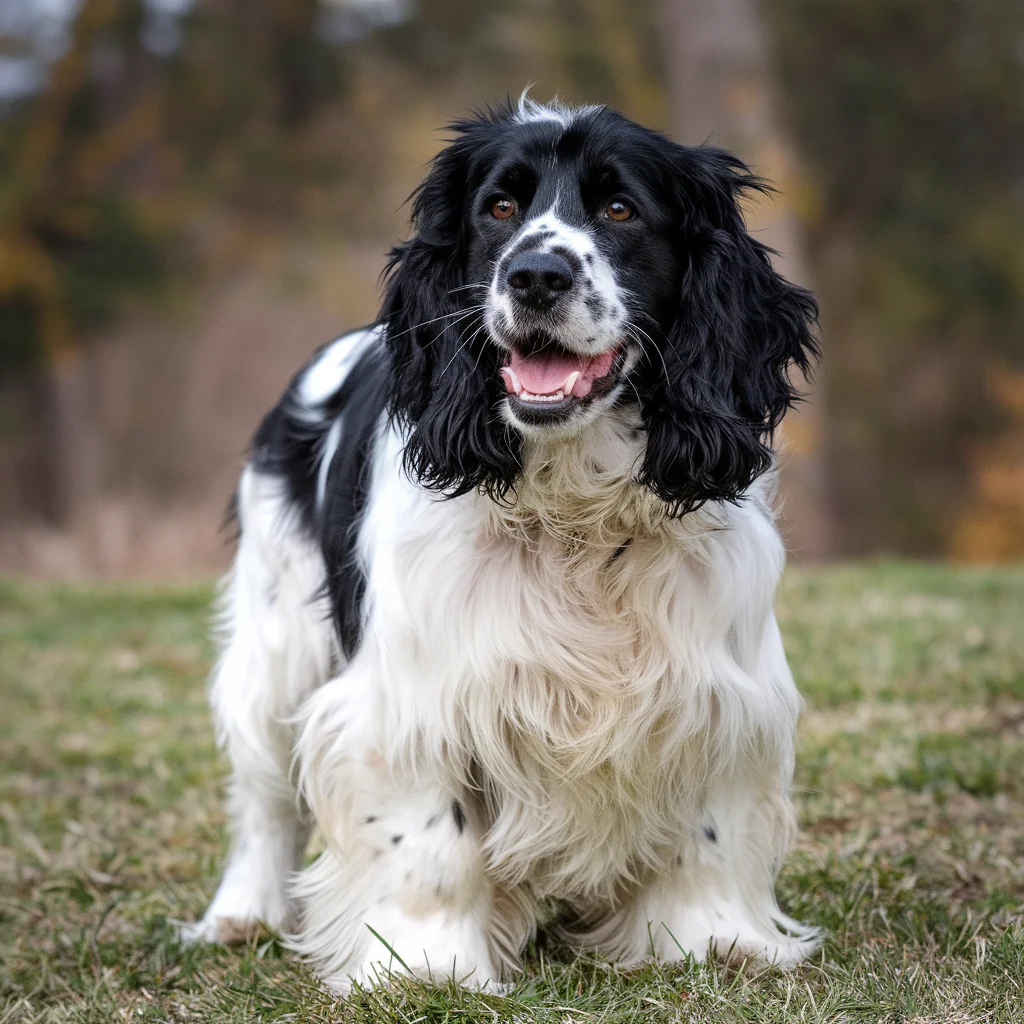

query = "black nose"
[506,251,574,307]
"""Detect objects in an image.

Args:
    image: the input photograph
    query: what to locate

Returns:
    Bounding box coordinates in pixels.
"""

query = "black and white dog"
[184,97,821,991]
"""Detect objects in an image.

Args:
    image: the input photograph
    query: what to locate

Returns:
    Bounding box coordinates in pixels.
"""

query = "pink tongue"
[503,348,616,399]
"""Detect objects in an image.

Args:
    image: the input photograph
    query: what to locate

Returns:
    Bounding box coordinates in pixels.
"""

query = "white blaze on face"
[486,205,628,356]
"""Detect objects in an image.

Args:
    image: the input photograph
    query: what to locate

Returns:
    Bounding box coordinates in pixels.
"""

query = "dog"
[183,96,821,992]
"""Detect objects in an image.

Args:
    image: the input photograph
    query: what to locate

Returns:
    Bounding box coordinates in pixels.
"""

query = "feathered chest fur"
[357,415,784,901]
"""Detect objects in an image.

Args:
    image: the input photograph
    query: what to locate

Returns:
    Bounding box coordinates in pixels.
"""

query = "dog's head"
[382,98,819,514]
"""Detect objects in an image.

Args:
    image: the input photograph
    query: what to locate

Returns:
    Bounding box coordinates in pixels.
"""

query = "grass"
[1,563,1023,1022]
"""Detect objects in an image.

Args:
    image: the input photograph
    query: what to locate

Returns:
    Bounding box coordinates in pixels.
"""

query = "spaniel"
[183,96,821,992]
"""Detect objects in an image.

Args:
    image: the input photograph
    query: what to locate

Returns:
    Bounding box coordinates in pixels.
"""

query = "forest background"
[1,0,1021,577]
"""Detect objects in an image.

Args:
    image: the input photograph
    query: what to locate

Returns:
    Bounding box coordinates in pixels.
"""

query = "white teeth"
[518,389,565,403]
[502,364,574,404]
[501,367,522,394]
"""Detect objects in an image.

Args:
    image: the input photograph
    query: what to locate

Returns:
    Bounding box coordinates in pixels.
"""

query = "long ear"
[380,118,521,500]
[636,147,820,515]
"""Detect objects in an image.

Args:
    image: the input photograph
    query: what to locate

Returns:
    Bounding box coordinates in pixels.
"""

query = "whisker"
[626,374,645,410]
[624,317,658,350]
[635,309,679,355]
[437,313,487,378]
[426,310,487,359]
[422,306,489,350]
[447,283,490,294]
[624,320,670,383]
[467,321,493,377]
[385,304,488,342]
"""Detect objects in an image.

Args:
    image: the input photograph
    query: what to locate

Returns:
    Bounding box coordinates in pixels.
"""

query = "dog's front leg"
[293,780,505,992]
[290,677,519,993]
[580,775,820,969]
[646,780,820,968]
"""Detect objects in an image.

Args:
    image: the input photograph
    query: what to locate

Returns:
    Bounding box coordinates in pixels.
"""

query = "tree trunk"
[43,348,100,528]
[657,0,833,560]
[12,0,115,531]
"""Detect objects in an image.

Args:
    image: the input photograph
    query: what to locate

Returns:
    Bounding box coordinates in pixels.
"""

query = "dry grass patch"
[2,565,1023,1022]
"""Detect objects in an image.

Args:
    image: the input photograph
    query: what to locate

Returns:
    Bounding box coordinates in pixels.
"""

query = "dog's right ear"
[381,116,522,501]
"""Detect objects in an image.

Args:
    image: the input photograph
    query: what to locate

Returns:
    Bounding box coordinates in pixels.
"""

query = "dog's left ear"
[636,146,820,514]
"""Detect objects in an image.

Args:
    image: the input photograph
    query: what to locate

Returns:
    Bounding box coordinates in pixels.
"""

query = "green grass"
[2,564,1023,1022]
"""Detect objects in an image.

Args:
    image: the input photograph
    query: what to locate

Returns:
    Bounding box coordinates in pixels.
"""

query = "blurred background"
[0,0,1021,578]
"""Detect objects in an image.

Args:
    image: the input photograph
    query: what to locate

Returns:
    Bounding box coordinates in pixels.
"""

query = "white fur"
[180,468,336,944]
[183,329,382,943]
[299,326,380,408]
[189,369,818,987]
[486,204,629,359]
[316,415,344,511]
[513,91,603,128]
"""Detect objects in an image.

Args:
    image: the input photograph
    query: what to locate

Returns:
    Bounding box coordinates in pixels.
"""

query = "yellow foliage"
[952,368,1024,562]
[0,232,72,362]
[2,0,165,369]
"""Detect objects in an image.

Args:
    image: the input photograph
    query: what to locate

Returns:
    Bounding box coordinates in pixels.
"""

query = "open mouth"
[499,342,623,421]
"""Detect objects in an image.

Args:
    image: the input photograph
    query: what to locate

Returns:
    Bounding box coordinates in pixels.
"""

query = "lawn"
[1,564,1022,1023]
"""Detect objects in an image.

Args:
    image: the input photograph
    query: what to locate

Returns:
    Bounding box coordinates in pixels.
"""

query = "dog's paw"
[173,913,267,946]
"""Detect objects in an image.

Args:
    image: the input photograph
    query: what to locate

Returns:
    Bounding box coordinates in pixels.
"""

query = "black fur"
[633,145,819,514]
[251,342,389,657]
[380,112,524,503]
[452,800,466,834]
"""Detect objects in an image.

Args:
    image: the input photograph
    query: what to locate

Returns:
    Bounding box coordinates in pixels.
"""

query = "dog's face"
[469,113,682,434]
[383,99,819,513]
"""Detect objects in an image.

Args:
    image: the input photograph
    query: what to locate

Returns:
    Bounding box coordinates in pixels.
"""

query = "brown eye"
[491,197,516,220]
[605,200,633,222]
